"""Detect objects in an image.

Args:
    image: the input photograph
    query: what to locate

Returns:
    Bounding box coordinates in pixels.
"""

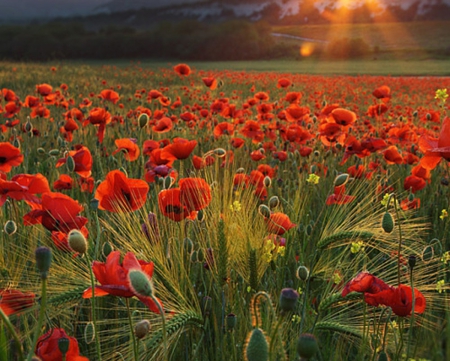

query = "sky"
[0,0,449,21]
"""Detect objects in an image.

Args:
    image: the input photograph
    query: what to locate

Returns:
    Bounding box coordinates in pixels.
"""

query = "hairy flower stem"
[388,193,404,286]
[27,278,47,361]
[125,299,139,361]
[253,291,275,328]
[152,296,168,361]
[85,252,102,361]
[0,309,24,360]
[406,269,415,360]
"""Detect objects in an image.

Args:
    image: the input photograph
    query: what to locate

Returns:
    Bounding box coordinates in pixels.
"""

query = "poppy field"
[1,61,450,361]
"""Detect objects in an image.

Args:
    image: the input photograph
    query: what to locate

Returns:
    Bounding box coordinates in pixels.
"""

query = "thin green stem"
[0,309,24,360]
[252,291,275,329]
[27,278,47,361]
[152,296,168,361]
[389,193,404,286]
[125,298,139,361]
[85,253,102,361]
[406,269,415,360]
[268,316,286,361]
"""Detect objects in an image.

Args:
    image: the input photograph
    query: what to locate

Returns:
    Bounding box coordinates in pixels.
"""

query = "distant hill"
[1,0,449,24]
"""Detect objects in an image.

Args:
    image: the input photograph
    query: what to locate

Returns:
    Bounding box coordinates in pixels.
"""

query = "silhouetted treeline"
[0,20,299,61]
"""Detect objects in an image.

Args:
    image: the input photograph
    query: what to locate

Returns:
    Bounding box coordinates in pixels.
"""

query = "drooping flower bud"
[35,246,52,279]
[297,333,319,360]
[128,269,154,298]
[134,319,151,339]
[4,220,17,235]
[68,229,88,254]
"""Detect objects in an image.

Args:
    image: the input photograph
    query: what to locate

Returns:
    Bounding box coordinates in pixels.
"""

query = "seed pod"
[279,288,299,312]
[225,313,237,331]
[134,319,151,339]
[381,212,394,233]
[35,246,52,279]
[377,350,389,361]
[245,328,269,361]
[58,337,70,357]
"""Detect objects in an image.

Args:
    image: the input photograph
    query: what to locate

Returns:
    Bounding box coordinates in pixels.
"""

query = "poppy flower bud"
[334,173,349,187]
[25,117,33,133]
[297,333,319,360]
[305,224,313,236]
[381,212,394,233]
[263,176,271,188]
[441,178,449,186]
[102,241,113,258]
[313,150,320,157]
[197,209,205,222]
[268,196,280,209]
[408,255,417,270]
[214,148,226,157]
[134,319,151,339]
[49,149,60,156]
[4,220,17,235]
[421,245,434,262]
[279,288,299,312]
[35,246,52,279]
[90,198,99,210]
[37,147,46,155]
[258,204,271,218]
[245,328,269,361]
[296,265,310,281]
[413,110,418,117]
[13,138,21,148]
[68,229,88,254]
[138,113,149,128]
[163,176,174,189]
[190,250,198,263]
[128,269,154,298]
[66,155,76,172]
[225,313,237,331]
[426,113,432,121]
[408,193,414,202]
[58,337,70,356]
[236,168,246,174]
[183,237,194,255]
[201,296,212,316]
[377,351,388,361]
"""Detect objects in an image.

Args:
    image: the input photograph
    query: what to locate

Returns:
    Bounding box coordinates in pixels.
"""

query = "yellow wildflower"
[307,173,320,184]
[440,209,448,220]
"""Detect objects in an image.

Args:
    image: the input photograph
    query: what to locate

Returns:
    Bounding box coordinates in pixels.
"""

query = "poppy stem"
[389,193,403,287]
[85,252,102,361]
[252,291,275,329]
[125,298,139,361]
[27,278,47,361]
[0,308,24,361]
[406,269,415,360]
[151,295,168,361]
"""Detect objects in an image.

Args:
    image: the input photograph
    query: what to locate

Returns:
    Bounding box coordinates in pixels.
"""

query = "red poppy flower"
[86,107,111,143]
[400,197,420,210]
[2,88,19,102]
[342,272,390,297]
[82,251,162,314]
[161,138,197,161]
[0,142,24,173]
[174,63,191,76]
[0,288,35,316]
[372,85,391,100]
[330,108,356,128]
[383,146,403,165]
[240,120,264,143]
[202,77,218,90]
[179,177,212,212]
[112,138,140,162]
[23,192,87,233]
[158,188,196,222]
[419,116,450,170]
[342,272,426,317]
[230,137,245,148]
[326,185,355,205]
[36,328,89,361]
[0,173,50,206]
[152,117,173,133]
[404,175,426,193]
[24,95,40,108]
[36,83,53,96]
[214,122,234,138]
[99,89,120,104]
[192,155,215,170]
[95,170,149,212]
[264,212,296,235]
[250,149,266,161]
[277,77,292,88]
[53,174,74,190]
[56,145,93,178]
